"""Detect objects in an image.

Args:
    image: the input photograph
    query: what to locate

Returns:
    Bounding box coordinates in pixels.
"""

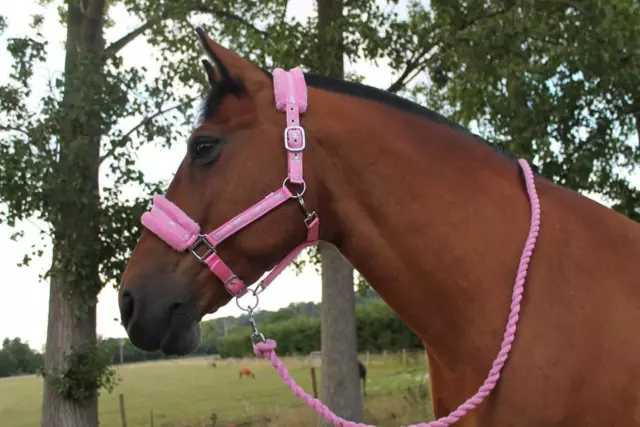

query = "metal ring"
[282,177,306,198]
[235,289,259,313]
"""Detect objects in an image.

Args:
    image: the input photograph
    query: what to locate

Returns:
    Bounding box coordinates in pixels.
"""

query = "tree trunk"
[316,0,363,424]
[41,1,106,426]
[41,258,98,427]
[319,242,363,425]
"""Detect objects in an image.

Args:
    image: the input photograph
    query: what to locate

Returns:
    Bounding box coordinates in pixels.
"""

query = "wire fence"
[106,349,430,427]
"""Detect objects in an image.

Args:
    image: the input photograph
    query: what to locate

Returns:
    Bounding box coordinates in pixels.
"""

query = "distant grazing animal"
[358,360,367,397]
[209,361,217,368]
[238,367,255,379]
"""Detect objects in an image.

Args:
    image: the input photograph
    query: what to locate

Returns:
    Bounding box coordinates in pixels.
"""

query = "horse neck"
[307,90,534,375]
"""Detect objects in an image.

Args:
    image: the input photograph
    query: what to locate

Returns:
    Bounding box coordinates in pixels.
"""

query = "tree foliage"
[419,0,640,221]
[0,338,44,378]
[40,343,120,406]
[216,299,424,358]
[98,297,422,363]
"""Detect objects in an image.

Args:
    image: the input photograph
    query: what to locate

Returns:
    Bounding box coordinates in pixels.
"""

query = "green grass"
[0,353,433,427]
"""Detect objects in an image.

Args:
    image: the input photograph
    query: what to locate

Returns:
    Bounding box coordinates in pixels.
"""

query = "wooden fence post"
[119,393,128,427]
[310,367,319,398]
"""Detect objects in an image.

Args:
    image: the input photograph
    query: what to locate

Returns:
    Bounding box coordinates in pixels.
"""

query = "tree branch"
[0,125,30,137]
[387,50,424,93]
[192,7,269,38]
[386,5,516,93]
[634,114,640,151]
[99,96,197,164]
[280,0,289,24]
[103,6,269,61]
[102,20,157,60]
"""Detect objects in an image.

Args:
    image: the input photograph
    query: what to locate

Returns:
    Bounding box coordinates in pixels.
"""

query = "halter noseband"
[140,68,318,298]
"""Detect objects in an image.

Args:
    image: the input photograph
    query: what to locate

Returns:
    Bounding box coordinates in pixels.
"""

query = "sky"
[0,0,405,352]
[0,1,637,352]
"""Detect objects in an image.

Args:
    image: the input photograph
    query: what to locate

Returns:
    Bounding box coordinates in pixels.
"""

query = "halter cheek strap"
[140,67,318,298]
[274,67,307,185]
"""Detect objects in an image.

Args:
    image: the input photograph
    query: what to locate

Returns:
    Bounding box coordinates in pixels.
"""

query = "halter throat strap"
[140,67,317,297]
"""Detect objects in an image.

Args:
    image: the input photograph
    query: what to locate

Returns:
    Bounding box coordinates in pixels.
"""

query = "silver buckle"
[283,126,306,152]
[188,234,216,262]
[304,211,318,227]
[224,275,248,296]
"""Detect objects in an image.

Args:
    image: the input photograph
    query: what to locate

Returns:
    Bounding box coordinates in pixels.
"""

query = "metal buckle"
[304,211,318,227]
[188,234,216,262]
[283,126,306,152]
[224,275,248,296]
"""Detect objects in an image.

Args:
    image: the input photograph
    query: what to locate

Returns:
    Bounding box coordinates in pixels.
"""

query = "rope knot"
[253,339,277,357]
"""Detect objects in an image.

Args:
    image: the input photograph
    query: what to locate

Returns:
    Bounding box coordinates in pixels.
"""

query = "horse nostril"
[121,290,135,328]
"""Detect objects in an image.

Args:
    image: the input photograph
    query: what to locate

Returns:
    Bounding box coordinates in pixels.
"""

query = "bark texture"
[41,1,106,426]
[319,243,363,425]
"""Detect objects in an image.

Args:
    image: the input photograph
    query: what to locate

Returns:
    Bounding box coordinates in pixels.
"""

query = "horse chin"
[160,321,201,356]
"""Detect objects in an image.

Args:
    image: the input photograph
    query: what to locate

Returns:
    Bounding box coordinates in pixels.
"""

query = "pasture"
[0,352,432,427]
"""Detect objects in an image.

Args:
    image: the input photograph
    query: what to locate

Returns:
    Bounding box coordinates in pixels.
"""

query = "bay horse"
[118,27,640,426]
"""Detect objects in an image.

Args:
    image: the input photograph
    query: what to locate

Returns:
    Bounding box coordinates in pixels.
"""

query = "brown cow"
[238,367,255,379]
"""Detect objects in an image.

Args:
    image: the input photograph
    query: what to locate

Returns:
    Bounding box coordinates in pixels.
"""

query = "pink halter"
[140,67,318,299]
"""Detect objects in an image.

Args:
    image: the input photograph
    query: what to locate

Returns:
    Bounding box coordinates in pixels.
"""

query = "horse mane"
[299,72,516,162]
[198,66,519,165]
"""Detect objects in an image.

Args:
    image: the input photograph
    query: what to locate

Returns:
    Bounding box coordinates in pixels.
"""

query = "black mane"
[198,67,516,162]
[300,72,515,161]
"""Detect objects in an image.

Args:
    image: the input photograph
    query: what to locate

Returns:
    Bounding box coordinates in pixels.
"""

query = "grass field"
[0,352,434,427]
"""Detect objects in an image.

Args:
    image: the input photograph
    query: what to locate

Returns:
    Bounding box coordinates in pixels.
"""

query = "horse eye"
[195,141,214,157]
[190,136,222,162]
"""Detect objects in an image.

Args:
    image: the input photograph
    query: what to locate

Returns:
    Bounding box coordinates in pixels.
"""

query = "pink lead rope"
[140,67,542,426]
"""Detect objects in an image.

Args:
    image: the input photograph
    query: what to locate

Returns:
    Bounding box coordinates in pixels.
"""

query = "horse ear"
[194,27,270,97]
[201,59,218,87]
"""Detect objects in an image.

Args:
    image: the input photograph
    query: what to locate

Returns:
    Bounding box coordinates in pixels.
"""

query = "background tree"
[417,0,640,221]
[0,338,44,378]
[313,0,364,423]
[214,299,424,359]
[198,319,220,354]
